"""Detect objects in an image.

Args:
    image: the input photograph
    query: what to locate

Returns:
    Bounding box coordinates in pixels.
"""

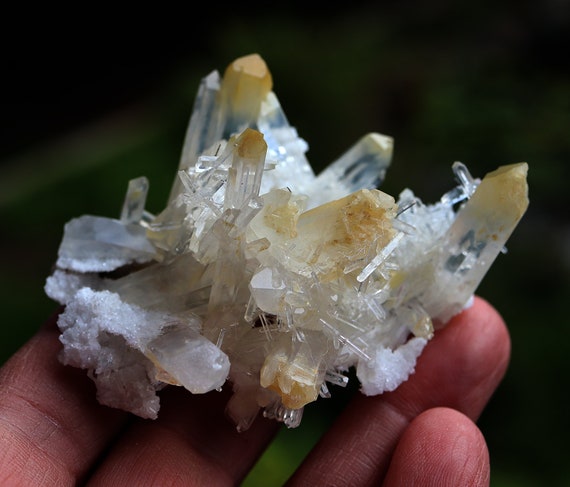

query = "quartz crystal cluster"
[45,54,529,431]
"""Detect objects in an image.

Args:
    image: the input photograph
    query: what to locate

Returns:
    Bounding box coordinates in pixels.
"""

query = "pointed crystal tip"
[225,53,272,85]
[220,53,273,125]
[471,162,529,224]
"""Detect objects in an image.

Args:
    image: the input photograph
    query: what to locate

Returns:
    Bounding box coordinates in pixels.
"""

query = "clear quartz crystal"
[310,132,394,208]
[45,54,529,431]
[146,324,230,393]
[425,163,529,323]
[56,215,156,273]
[121,176,150,224]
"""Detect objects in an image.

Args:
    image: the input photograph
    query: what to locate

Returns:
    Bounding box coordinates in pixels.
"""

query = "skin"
[0,296,509,486]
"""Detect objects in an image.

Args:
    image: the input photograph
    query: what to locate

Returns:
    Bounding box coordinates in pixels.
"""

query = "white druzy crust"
[45,54,529,431]
[58,288,165,419]
[356,337,428,396]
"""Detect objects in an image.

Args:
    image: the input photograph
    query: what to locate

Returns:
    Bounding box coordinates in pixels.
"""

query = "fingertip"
[414,295,512,420]
[383,407,490,487]
[454,295,511,366]
[448,296,509,344]
[460,296,512,383]
[461,295,510,347]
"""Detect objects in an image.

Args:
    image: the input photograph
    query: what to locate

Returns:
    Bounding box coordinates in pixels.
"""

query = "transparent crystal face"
[45,53,529,431]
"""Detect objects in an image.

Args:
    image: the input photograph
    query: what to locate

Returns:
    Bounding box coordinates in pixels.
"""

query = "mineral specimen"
[45,54,529,431]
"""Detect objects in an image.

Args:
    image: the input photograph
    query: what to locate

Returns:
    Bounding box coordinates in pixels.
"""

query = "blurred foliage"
[1,3,569,486]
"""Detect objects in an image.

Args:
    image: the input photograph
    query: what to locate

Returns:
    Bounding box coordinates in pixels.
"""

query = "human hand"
[0,296,509,486]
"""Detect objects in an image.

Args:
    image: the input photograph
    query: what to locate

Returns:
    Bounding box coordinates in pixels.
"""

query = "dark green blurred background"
[1,3,568,485]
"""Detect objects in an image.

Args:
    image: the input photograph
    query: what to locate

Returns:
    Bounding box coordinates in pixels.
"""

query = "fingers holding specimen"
[383,407,490,487]
[285,296,509,486]
[85,385,280,487]
[0,311,129,486]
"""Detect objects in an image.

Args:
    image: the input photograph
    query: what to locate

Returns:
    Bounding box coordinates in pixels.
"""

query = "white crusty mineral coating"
[45,54,529,430]
[356,337,428,396]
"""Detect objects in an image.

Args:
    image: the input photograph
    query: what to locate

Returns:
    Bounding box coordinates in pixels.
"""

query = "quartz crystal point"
[45,54,529,431]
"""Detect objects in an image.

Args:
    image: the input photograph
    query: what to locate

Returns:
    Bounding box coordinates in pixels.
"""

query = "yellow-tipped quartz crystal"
[220,53,273,127]
[45,54,529,431]
[425,162,529,323]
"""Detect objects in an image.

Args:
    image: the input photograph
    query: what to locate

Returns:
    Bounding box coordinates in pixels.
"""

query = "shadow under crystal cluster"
[45,54,529,431]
